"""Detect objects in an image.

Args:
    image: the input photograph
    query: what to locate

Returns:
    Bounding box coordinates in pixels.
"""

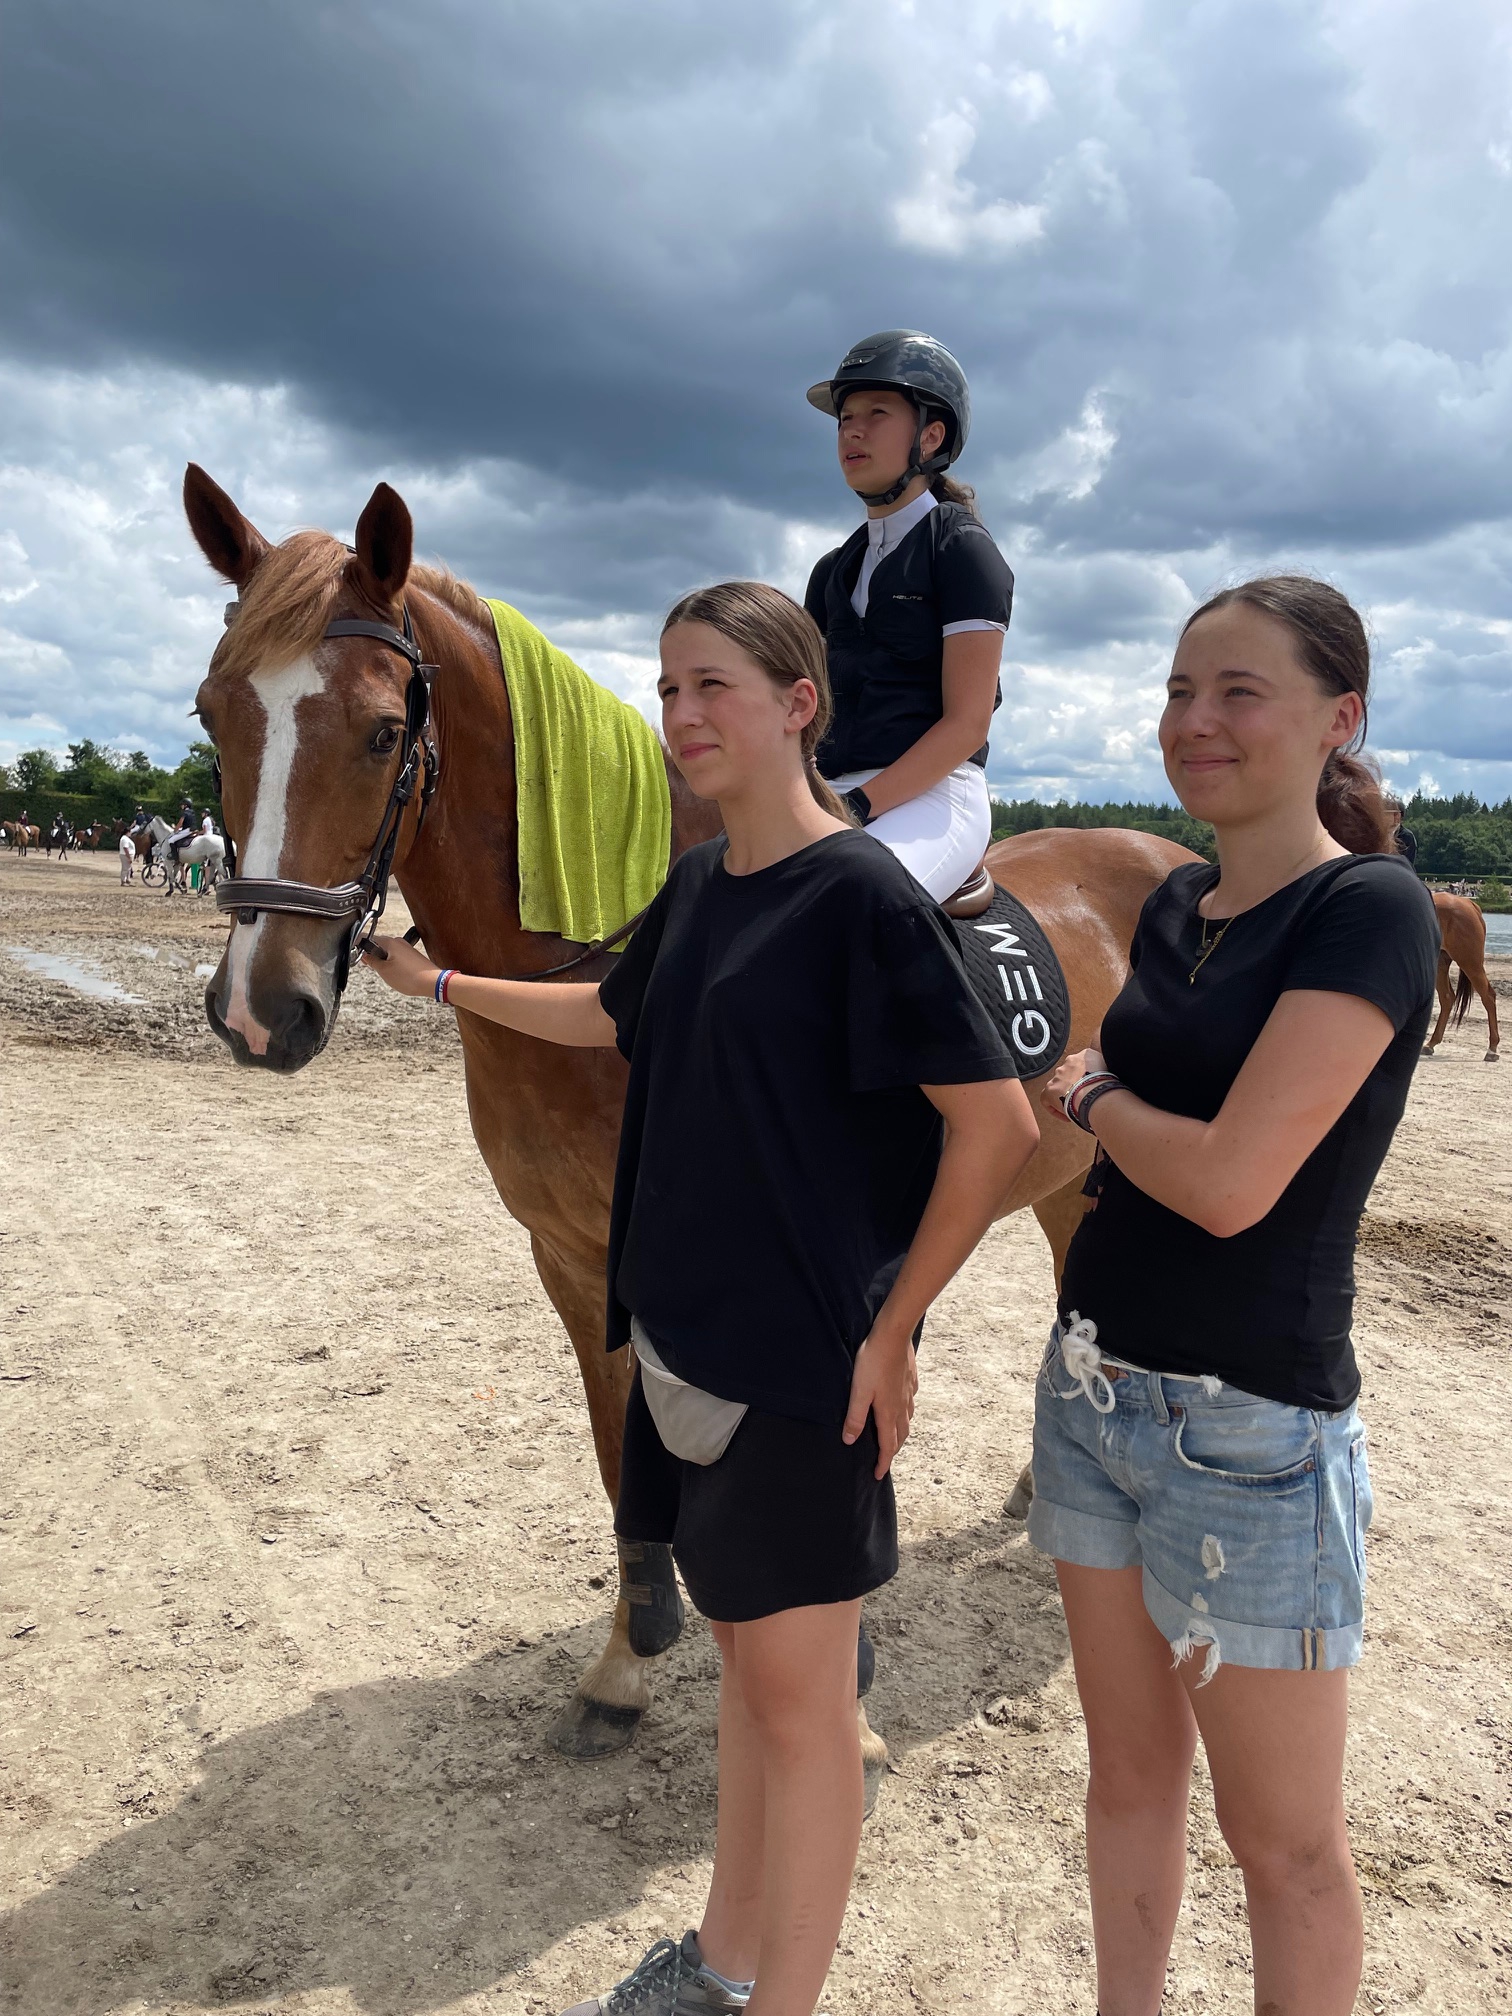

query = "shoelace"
[610,1939,687,2012]
[1057,1313,1116,1414]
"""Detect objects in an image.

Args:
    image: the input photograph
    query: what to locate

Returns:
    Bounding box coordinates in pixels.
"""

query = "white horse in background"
[135,816,227,892]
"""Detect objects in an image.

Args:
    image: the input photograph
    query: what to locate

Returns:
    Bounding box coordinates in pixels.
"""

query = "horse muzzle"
[204,926,342,1074]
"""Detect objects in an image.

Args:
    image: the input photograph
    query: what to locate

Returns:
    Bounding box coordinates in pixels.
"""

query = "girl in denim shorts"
[1038,577,1439,2016]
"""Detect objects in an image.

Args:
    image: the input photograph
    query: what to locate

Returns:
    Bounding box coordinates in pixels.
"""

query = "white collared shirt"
[850,490,1007,637]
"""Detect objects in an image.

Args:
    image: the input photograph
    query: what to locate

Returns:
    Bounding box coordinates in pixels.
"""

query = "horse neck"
[395,587,720,972]
[387,588,517,971]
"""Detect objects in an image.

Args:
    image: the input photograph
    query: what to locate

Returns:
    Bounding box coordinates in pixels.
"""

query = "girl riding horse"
[804,330,1013,903]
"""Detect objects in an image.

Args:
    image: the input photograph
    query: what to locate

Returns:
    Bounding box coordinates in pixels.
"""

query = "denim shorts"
[1027,1321,1373,1675]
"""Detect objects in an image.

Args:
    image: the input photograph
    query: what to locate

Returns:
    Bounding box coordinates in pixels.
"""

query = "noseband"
[213,607,440,990]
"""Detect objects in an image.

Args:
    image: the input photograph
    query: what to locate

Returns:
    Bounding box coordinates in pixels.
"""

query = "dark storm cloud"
[1,0,1509,789]
[6,0,1509,542]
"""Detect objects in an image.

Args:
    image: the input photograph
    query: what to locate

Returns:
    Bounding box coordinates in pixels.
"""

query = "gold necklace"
[1188,910,1234,985]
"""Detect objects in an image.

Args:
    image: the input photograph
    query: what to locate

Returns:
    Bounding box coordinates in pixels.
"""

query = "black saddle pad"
[952,882,1071,1079]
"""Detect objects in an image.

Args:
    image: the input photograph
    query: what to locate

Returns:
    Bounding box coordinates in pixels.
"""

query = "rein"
[214,607,440,990]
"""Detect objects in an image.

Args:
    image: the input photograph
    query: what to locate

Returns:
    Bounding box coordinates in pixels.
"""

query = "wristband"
[1071,1076,1125,1133]
[841,786,874,827]
[1060,1068,1115,1124]
[434,968,457,1005]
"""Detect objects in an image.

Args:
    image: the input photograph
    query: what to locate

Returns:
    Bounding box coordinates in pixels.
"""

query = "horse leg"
[1004,1170,1093,1520]
[525,1233,685,1761]
[1421,954,1454,1056]
[1473,960,1501,1061]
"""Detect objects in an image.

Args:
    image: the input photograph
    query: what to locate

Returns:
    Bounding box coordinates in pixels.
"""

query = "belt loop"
[1148,1372,1170,1424]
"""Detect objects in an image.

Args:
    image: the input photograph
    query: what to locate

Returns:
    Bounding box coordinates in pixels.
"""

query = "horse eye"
[371,725,401,756]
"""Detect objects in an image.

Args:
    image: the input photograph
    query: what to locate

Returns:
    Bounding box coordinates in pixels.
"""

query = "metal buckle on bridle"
[214,606,440,989]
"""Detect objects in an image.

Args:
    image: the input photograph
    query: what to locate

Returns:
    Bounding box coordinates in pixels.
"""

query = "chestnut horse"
[1422,891,1500,1062]
[3,821,39,857]
[184,465,1191,1768]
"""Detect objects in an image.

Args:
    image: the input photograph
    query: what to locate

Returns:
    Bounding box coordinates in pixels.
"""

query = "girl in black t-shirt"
[1033,576,1438,2016]
[803,330,1015,902]
[364,581,1038,2016]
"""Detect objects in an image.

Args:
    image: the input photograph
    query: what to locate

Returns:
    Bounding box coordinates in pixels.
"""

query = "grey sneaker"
[561,1930,751,2014]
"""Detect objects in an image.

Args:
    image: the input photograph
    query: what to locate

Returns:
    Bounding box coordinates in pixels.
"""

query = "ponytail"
[929,472,979,516]
[1182,575,1393,854]
[661,581,850,820]
[1318,750,1395,855]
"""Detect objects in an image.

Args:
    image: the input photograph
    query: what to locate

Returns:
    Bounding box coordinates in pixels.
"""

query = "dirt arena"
[2,848,1508,2016]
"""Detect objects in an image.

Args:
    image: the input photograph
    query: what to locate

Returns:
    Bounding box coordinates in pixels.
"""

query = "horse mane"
[212,532,487,680]
[410,562,487,627]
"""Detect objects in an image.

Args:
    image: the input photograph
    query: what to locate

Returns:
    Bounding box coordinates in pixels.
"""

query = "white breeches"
[824,761,993,903]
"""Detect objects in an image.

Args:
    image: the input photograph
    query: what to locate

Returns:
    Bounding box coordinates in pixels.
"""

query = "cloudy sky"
[2,0,1509,803]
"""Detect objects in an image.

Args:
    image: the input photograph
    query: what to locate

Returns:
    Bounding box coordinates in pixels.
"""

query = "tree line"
[991,792,1512,877]
[0,739,218,824]
[5,738,1509,881]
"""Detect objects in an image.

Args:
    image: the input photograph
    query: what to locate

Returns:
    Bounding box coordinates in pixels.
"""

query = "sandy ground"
[1,849,1508,2016]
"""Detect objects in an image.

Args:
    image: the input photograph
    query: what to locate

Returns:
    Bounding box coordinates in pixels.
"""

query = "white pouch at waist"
[631,1318,748,1466]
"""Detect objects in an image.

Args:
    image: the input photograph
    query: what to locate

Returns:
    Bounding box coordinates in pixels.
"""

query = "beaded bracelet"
[1072,1076,1126,1133]
[434,968,457,1005]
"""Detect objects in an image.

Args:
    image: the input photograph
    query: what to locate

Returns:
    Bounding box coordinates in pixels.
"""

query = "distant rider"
[167,798,196,867]
[803,330,1015,903]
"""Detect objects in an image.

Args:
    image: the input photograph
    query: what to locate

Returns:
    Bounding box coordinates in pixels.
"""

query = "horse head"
[184,464,432,1073]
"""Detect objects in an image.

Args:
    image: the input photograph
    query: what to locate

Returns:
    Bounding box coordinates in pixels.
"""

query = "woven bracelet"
[1072,1076,1126,1133]
[434,968,457,1005]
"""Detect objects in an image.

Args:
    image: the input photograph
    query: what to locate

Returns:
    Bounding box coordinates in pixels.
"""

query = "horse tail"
[1450,966,1475,1030]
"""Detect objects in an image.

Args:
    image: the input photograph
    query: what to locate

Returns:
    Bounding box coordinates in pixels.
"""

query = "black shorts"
[615,1367,898,1623]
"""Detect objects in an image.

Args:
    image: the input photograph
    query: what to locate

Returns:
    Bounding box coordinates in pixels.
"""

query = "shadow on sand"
[1,1508,1068,2014]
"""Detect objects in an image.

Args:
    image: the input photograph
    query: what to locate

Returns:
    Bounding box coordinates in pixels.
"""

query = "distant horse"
[185,463,1192,1770]
[46,819,73,858]
[3,821,40,857]
[131,816,225,892]
[74,822,109,851]
[1422,891,1500,1063]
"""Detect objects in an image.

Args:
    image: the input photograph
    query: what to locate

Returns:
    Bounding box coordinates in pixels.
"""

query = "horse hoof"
[1487,1051,1501,1064]
[1419,1048,1437,1060]
[1004,1463,1035,1521]
[549,1694,643,1762]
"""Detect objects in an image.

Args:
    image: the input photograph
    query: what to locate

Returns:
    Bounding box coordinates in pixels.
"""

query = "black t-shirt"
[804,502,1014,775]
[599,831,1018,1427]
[1058,855,1440,1410]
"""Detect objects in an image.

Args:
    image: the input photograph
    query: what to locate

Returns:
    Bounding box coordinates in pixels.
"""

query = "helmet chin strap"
[853,401,951,508]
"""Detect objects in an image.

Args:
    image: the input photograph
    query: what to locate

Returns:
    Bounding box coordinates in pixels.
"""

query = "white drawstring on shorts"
[1057,1312,1224,1413]
[1058,1313,1116,1414]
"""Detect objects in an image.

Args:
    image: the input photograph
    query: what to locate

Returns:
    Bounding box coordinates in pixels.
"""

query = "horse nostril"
[266,991,328,1072]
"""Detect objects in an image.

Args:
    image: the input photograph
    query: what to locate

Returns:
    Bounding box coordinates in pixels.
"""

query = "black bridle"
[213,607,439,989]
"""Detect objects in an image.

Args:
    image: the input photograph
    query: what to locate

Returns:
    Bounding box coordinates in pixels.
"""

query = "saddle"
[942,859,995,919]
[942,856,1072,1078]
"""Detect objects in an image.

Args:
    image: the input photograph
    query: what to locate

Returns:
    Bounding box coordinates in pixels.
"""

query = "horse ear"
[351,483,413,609]
[183,464,271,588]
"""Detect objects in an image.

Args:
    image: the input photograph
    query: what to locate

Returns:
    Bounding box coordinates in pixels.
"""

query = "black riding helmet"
[807,330,971,507]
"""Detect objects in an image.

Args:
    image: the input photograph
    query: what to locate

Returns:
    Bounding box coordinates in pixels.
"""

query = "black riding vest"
[807,501,1013,776]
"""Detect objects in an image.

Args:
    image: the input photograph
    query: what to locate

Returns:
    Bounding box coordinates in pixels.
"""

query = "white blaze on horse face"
[223,656,327,1055]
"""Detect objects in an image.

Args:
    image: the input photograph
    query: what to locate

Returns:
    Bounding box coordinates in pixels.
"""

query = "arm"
[843,1074,1040,1477]
[361,932,617,1048]
[857,629,1002,816]
[1042,990,1395,1238]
